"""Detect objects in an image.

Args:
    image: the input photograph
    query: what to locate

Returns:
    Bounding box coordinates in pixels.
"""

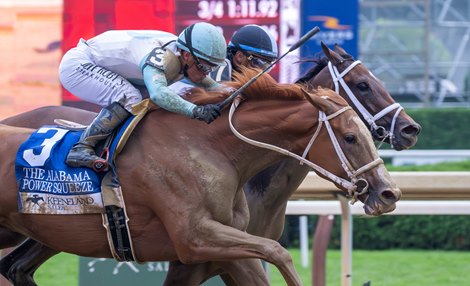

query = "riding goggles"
[194,56,218,74]
[247,54,274,71]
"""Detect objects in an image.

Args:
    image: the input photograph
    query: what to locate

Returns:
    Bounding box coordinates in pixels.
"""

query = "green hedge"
[281,215,470,250]
[331,215,470,250]
[403,108,470,149]
[279,108,470,250]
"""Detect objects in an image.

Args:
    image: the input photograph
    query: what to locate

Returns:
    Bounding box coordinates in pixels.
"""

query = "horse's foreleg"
[172,220,301,286]
[163,261,217,286]
[164,259,269,286]
[216,259,269,286]
[0,229,28,281]
[0,239,58,286]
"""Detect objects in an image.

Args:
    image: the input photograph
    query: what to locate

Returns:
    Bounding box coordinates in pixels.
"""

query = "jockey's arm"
[142,65,196,117]
[199,76,221,90]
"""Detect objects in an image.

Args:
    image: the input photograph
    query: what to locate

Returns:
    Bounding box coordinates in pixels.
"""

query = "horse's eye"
[357,82,369,91]
[345,134,356,144]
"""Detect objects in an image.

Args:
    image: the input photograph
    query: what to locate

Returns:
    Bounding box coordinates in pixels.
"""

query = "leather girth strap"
[101,99,155,262]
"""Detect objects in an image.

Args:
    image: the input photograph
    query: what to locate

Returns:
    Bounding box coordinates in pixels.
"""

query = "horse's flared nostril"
[401,123,421,137]
[381,189,401,202]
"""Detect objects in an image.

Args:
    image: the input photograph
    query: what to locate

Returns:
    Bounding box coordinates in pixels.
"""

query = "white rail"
[291,171,470,200]
[284,171,470,286]
[286,200,470,215]
[378,149,470,166]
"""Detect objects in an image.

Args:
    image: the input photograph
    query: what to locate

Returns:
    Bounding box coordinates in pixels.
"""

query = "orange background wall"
[0,4,62,120]
[0,0,176,119]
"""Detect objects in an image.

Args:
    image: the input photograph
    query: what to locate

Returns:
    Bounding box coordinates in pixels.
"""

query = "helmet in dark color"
[228,25,278,62]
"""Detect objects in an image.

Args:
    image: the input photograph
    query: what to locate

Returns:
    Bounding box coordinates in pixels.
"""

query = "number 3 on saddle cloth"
[14,99,154,261]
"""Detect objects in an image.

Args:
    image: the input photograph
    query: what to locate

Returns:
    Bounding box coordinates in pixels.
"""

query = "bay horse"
[0,43,417,285]
[0,68,399,286]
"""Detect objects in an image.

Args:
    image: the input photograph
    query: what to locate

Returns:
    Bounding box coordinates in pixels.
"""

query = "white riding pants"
[58,40,142,112]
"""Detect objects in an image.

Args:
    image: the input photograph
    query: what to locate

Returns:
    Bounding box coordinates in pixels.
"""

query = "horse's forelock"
[311,87,349,107]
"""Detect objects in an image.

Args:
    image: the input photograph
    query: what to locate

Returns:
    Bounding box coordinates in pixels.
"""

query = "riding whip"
[217,26,321,110]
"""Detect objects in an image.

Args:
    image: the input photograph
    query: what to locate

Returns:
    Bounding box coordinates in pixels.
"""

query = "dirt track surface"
[0,4,62,120]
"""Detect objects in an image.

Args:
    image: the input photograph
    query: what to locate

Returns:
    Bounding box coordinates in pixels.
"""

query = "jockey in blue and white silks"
[169,24,279,103]
[58,23,227,171]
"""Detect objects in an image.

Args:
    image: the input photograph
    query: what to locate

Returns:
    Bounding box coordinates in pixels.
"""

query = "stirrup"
[67,145,109,172]
[92,147,110,173]
[92,159,109,172]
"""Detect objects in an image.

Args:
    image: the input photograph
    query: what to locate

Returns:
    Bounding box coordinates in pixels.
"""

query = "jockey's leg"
[66,101,131,171]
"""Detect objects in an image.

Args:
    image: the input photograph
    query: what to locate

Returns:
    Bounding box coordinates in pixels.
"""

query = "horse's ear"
[301,88,332,113]
[333,44,348,57]
[321,42,343,65]
[320,42,330,56]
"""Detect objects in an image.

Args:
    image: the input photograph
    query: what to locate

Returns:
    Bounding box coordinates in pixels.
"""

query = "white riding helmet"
[176,22,227,66]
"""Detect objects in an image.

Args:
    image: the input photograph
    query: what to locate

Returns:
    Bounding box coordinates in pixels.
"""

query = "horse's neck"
[223,99,315,185]
[244,158,311,206]
[311,67,334,90]
[133,100,315,191]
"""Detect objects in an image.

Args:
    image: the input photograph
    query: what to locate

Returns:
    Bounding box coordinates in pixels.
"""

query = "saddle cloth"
[14,99,154,215]
[15,126,104,214]
[15,99,154,261]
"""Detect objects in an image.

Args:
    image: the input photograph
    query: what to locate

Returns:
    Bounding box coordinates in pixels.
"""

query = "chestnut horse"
[161,43,422,284]
[0,44,417,285]
[0,69,399,286]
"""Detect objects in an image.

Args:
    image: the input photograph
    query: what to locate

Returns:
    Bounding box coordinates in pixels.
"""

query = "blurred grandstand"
[1,0,468,122]
[360,0,470,107]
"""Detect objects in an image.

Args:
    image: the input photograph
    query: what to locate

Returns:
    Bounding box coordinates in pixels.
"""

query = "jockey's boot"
[66,101,131,171]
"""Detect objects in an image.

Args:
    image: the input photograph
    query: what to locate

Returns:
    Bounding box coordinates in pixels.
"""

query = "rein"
[327,60,403,149]
[228,97,383,204]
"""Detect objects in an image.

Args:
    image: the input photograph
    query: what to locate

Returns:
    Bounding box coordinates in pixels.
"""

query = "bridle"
[327,60,403,149]
[228,96,383,204]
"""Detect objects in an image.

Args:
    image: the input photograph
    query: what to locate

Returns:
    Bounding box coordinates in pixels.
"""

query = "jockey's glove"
[192,104,221,124]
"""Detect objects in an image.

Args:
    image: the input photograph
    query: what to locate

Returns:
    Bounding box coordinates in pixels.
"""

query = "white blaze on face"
[352,115,379,158]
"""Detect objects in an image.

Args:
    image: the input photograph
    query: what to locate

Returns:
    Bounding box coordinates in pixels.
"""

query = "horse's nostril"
[402,124,421,136]
[414,124,422,135]
[381,189,398,201]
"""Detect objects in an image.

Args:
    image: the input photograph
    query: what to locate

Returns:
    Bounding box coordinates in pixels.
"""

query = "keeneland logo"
[26,194,45,207]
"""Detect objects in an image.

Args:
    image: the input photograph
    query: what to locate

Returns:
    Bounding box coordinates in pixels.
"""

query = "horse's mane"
[296,57,329,84]
[296,51,355,84]
[184,65,349,108]
[185,67,308,105]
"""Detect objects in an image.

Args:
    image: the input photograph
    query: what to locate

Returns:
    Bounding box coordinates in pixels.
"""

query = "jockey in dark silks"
[211,24,279,82]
